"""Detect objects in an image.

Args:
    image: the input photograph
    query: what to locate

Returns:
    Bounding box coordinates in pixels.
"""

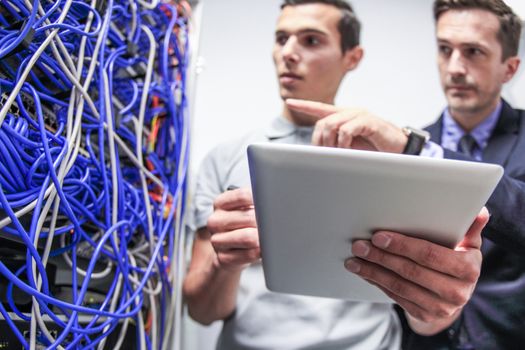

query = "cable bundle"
[0,0,191,348]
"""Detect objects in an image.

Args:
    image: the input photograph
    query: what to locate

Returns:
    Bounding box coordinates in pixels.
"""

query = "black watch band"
[402,127,430,155]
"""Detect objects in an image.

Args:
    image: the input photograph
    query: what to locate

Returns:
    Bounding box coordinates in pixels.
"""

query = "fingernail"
[372,232,392,249]
[345,259,361,273]
[352,241,370,257]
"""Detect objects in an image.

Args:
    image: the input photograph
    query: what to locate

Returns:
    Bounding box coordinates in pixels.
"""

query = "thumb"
[456,207,489,251]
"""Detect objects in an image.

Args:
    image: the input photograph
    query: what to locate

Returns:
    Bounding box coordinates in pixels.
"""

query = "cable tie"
[124,41,139,58]
[175,87,182,106]
[113,107,122,129]
[95,0,108,13]
[4,18,26,31]
[131,63,147,79]
[0,4,16,26]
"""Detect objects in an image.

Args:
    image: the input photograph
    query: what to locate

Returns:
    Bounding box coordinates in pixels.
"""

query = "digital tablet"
[247,143,503,303]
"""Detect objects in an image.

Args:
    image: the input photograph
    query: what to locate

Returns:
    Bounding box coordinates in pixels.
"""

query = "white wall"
[190,0,525,170]
[185,1,525,349]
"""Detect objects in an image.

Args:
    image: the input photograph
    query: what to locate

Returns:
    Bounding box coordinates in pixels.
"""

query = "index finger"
[286,99,342,119]
[213,187,254,211]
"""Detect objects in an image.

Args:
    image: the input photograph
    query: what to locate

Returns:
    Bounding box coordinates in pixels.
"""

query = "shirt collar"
[443,101,502,150]
[264,116,313,141]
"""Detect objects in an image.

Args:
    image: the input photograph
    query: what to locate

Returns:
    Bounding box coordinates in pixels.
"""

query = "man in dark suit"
[287,0,524,348]
[400,1,525,348]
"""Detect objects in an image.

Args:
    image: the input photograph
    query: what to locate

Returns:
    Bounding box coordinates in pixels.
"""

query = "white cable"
[1,1,192,349]
[23,0,79,76]
[164,118,190,350]
[134,25,157,265]
[97,273,124,350]
[137,0,160,10]
[60,232,115,279]
[129,0,138,42]
[10,0,72,349]
[31,197,66,349]
[24,1,105,346]
[103,71,119,226]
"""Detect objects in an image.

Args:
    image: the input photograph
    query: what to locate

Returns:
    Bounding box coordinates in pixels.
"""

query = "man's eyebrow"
[275,28,328,36]
[437,38,486,48]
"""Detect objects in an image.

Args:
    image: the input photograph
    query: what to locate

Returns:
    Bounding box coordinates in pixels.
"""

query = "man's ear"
[502,56,521,83]
[343,46,364,72]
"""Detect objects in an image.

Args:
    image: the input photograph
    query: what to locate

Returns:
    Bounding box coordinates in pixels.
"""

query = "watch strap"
[402,127,430,155]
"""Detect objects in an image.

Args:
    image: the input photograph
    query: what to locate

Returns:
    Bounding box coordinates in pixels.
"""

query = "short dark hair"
[281,0,361,53]
[433,0,522,60]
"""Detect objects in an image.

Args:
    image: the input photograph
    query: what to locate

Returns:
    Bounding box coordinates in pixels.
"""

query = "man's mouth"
[447,85,475,93]
[280,73,303,85]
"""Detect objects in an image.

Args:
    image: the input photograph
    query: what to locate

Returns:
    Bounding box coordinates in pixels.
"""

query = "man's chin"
[447,96,479,113]
[280,88,300,100]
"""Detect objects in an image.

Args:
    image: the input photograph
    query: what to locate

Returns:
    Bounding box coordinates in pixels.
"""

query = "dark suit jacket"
[401,100,525,350]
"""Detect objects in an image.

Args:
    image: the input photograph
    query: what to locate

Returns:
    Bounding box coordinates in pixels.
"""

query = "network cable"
[0,0,192,348]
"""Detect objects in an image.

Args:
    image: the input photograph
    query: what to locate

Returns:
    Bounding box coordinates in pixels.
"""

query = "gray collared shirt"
[188,117,401,350]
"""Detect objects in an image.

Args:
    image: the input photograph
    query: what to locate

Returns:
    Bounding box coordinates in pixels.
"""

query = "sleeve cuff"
[420,141,444,159]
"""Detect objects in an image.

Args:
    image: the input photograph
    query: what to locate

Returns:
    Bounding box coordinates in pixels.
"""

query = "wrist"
[402,127,430,155]
[213,256,247,274]
[406,308,461,335]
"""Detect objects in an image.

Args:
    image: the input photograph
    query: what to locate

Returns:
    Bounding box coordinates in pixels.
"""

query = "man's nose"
[281,36,300,64]
[447,50,467,76]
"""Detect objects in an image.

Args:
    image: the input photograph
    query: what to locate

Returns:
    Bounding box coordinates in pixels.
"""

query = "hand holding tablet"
[247,143,502,302]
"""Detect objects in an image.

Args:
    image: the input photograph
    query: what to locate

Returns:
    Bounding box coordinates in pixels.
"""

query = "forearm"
[405,309,461,336]
[183,252,242,325]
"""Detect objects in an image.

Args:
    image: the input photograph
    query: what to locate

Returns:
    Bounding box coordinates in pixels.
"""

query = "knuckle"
[373,250,388,265]
[399,262,421,281]
[461,254,482,282]
[417,312,434,324]
[207,215,219,233]
[237,188,253,204]
[247,248,260,261]
[463,266,480,283]
[389,278,406,296]
[324,119,338,129]
[212,195,223,211]
[356,263,374,280]
[216,252,229,266]
[209,234,221,249]
[432,304,455,319]
[339,124,353,136]
[241,231,258,247]
[392,237,411,256]
[247,210,258,226]
[419,244,440,266]
[446,287,469,307]
[410,310,425,323]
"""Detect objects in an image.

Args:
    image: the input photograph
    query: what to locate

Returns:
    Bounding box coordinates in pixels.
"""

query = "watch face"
[405,127,430,142]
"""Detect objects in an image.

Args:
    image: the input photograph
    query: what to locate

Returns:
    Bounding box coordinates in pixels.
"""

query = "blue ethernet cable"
[0,0,191,347]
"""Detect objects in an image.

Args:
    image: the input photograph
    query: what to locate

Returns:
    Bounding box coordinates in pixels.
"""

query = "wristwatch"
[402,127,430,155]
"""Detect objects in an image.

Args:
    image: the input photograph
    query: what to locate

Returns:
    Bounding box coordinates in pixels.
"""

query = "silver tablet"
[247,143,503,302]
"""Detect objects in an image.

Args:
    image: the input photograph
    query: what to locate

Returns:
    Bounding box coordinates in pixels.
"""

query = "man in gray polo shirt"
[183,1,488,349]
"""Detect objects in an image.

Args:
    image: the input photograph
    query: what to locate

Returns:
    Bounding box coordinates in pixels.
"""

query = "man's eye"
[276,35,288,45]
[438,45,452,56]
[466,48,483,57]
[305,36,320,46]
